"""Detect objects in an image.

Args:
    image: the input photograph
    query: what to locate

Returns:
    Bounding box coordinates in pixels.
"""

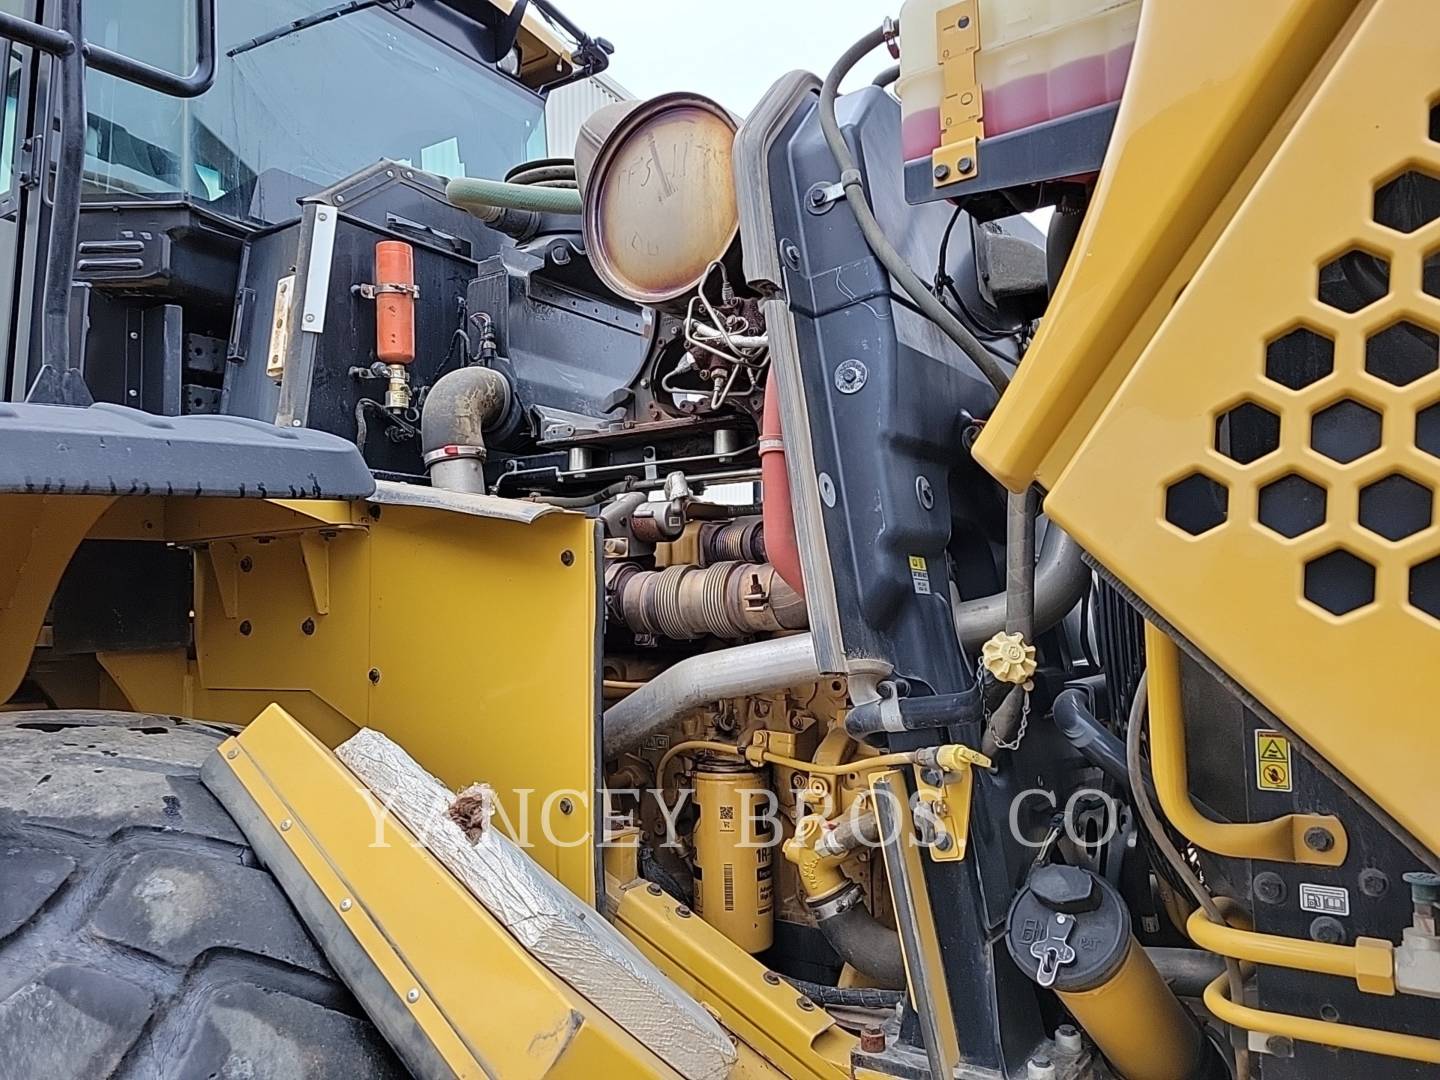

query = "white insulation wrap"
[334,729,736,1080]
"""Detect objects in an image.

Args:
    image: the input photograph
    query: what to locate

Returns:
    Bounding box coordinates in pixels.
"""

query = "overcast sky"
[555,0,896,113]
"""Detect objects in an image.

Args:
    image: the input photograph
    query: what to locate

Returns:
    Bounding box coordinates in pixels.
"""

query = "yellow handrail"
[1204,974,1440,1065]
[1143,623,1347,866]
[1186,908,1393,995]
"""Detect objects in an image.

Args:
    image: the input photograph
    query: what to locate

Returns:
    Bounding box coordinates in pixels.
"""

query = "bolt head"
[1253,871,1287,905]
[958,156,975,173]
[406,988,420,1003]
[279,818,292,831]
[933,163,951,181]
[1304,826,1336,853]
[339,898,352,911]
[859,1025,886,1053]
[1358,868,1390,898]
[225,748,238,760]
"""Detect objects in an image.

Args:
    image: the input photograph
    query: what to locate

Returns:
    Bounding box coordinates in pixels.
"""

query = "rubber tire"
[0,710,406,1079]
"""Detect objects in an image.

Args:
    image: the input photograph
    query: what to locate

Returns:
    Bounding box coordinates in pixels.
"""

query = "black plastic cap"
[1006,866,1132,993]
[1029,865,1100,914]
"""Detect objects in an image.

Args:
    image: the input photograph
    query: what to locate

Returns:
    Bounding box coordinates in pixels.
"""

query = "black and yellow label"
[1255,729,1292,792]
[908,555,931,595]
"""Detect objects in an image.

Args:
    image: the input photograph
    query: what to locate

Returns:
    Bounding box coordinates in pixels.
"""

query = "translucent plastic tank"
[898,0,1142,161]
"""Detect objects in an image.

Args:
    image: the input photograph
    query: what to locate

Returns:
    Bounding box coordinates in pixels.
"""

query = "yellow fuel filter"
[1007,865,1217,1080]
[691,758,774,953]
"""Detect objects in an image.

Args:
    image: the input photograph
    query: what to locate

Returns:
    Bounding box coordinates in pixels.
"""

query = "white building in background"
[545,72,634,159]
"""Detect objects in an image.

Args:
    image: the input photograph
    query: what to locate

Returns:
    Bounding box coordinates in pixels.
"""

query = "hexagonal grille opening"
[1265,327,1334,390]
[1311,399,1383,463]
[1365,320,1440,386]
[1318,249,1390,312]
[1373,168,1440,233]
[1358,474,1433,540]
[1412,556,1440,621]
[1214,402,1281,464]
[1165,473,1228,535]
[1258,474,1327,538]
[1304,550,1376,615]
[1426,250,1440,300]
[1418,402,1440,458]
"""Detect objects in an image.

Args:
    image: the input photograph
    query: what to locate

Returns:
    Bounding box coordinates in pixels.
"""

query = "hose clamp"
[422,444,486,467]
[881,16,901,59]
[808,882,864,921]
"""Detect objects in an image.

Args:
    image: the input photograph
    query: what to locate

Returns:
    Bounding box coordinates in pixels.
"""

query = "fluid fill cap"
[1007,865,1131,993]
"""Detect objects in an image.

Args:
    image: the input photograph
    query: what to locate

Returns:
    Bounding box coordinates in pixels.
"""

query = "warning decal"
[1255,729,1292,793]
[908,555,932,595]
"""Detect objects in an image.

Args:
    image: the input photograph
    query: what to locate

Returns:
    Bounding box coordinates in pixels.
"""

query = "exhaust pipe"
[603,633,820,756]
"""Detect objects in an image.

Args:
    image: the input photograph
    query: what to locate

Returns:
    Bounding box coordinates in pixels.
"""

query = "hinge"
[932,0,983,188]
[16,134,42,189]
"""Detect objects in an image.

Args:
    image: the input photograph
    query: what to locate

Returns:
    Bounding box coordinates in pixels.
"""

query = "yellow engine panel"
[980,0,1440,854]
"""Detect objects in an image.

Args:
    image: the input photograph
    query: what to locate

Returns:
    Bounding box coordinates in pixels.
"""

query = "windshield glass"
[82,0,547,221]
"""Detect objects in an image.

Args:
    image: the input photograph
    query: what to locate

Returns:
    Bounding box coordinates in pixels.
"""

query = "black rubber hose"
[818,27,1011,395]
[871,62,899,88]
[782,975,904,1009]
[1052,688,1131,788]
[816,891,906,989]
[1147,947,1228,1000]
[845,685,983,739]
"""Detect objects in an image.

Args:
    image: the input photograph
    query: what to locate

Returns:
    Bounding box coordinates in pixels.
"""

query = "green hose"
[446,176,582,217]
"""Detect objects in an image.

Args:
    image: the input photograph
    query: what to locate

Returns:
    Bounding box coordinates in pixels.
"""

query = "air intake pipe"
[420,366,511,495]
[603,633,820,756]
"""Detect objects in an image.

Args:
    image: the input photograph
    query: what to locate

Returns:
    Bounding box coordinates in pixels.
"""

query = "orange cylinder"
[375,240,415,364]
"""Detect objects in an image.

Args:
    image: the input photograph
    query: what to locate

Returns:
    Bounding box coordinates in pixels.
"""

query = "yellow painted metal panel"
[101,496,599,903]
[610,876,853,1080]
[364,504,599,901]
[216,705,677,1078]
[974,0,1363,491]
[1035,0,1440,853]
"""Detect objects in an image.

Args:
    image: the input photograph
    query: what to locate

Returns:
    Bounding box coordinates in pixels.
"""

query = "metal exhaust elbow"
[420,366,511,495]
[954,524,1090,652]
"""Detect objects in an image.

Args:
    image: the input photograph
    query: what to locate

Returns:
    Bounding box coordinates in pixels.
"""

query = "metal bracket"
[932,0,982,187]
[913,749,981,862]
[206,541,241,619]
[299,531,331,616]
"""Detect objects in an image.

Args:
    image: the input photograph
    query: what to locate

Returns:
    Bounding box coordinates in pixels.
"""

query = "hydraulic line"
[818,27,1011,395]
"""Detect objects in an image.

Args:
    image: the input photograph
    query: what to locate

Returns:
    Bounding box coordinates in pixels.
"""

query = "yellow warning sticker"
[908,555,932,595]
[1255,730,1292,793]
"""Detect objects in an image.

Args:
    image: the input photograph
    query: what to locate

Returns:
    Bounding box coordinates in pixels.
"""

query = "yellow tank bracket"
[203,704,681,1079]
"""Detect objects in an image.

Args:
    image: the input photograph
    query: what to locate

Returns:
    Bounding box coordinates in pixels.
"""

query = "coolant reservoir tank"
[898,0,1141,160]
[575,92,739,308]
